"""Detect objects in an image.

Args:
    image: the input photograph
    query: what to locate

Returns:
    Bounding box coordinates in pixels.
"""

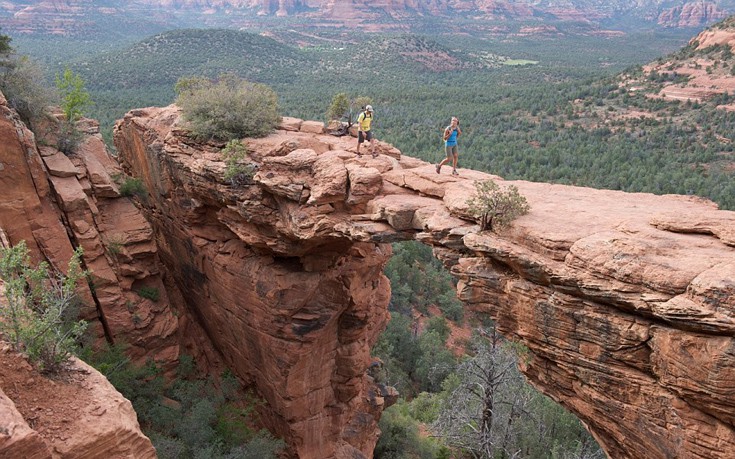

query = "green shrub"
[56,120,84,156]
[407,392,443,424]
[326,92,350,122]
[466,179,530,231]
[119,177,147,198]
[105,235,125,260]
[375,402,448,459]
[415,330,456,392]
[384,241,463,323]
[325,93,372,132]
[221,139,255,186]
[175,73,280,142]
[233,431,286,459]
[0,55,55,125]
[0,30,11,56]
[352,96,372,115]
[0,241,88,373]
[136,286,160,302]
[437,290,463,323]
[86,346,285,459]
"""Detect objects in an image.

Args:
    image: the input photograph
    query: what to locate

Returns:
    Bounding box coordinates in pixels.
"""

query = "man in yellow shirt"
[356,105,376,158]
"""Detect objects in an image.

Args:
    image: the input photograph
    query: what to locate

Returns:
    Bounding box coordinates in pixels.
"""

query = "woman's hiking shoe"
[451,170,459,176]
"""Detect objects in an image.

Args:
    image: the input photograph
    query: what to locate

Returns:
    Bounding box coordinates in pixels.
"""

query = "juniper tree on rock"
[466,180,530,232]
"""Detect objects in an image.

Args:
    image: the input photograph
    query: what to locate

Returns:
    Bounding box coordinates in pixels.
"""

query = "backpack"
[442,125,452,141]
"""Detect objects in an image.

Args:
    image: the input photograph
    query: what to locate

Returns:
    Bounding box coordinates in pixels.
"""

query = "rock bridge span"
[114,106,735,459]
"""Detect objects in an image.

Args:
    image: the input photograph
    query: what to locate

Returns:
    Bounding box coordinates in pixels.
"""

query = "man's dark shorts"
[358,131,373,143]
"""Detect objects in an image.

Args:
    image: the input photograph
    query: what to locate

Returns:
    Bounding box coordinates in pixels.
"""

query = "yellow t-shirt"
[357,111,373,131]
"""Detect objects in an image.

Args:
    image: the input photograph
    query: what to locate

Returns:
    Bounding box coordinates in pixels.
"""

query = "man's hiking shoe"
[357,153,362,157]
[452,170,459,176]
[435,164,441,174]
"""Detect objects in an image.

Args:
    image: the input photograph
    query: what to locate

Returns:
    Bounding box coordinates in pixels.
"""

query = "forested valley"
[3,15,734,458]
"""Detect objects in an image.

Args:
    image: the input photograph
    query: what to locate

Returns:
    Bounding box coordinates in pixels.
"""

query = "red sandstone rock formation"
[0,92,171,457]
[2,0,733,34]
[114,104,735,459]
[114,108,396,458]
[658,1,728,28]
[634,20,735,106]
[2,80,735,457]
[0,99,181,368]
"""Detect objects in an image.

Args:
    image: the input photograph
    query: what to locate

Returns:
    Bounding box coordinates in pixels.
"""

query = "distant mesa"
[1,0,735,35]
[658,2,729,28]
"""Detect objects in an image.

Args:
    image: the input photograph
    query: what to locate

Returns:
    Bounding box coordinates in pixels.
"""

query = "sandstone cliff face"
[114,108,395,458]
[658,1,728,28]
[0,97,180,368]
[1,0,733,33]
[115,105,735,459]
[0,92,168,458]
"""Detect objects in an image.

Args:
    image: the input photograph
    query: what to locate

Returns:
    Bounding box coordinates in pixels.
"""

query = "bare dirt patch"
[0,344,93,445]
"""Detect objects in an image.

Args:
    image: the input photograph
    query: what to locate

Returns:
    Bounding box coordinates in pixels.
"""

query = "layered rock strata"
[115,105,735,459]
[0,93,169,457]
[1,0,731,33]
[114,109,396,458]
[658,1,727,28]
[0,95,180,367]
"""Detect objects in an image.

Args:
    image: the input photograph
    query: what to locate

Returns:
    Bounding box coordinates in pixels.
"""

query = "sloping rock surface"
[115,105,735,459]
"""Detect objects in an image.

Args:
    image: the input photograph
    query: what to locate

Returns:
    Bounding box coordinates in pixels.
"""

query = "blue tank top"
[445,128,458,146]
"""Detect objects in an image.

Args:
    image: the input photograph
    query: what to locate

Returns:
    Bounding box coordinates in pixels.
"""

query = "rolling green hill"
[79,28,308,90]
[67,29,312,138]
[66,28,511,139]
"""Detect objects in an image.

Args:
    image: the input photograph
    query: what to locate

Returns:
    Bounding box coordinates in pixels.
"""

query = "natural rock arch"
[114,106,735,459]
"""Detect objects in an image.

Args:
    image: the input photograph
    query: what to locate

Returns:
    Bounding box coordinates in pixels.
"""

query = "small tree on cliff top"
[0,241,88,373]
[0,28,12,65]
[175,73,280,142]
[326,93,372,127]
[466,180,530,232]
[326,92,350,123]
[55,67,91,122]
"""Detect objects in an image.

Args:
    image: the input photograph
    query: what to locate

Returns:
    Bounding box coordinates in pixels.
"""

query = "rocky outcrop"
[632,19,735,106]
[114,107,397,458]
[2,84,732,458]
[694,20,735,50]
[115,105,735,459]
[0,386,52,459]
